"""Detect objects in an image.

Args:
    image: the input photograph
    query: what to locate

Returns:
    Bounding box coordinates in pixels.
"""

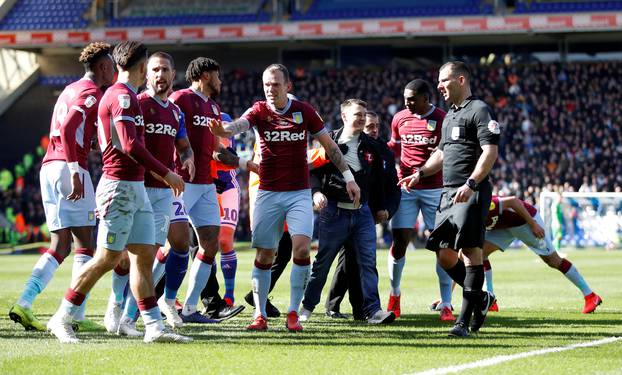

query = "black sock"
[444,259,466,287]
[457,265,484,326]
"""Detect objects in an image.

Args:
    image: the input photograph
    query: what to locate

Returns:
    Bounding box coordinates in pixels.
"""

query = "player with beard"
[169,57,255,323]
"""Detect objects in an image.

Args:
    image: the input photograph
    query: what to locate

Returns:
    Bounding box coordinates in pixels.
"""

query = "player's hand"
[397,171,420,192]
[453,184,474,204]
[246,160,259,174]
[346,181,361,208]
[163,170,185,197]
[207,118,227,136]
[181,158,195,182]
[313,191,327,210]
[375,210,389,223]
[67,172,84,201]
[530,222,545,239]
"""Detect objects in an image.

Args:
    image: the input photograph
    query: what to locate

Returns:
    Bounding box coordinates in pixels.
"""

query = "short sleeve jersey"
[389,106,445,188]
[485,196,538,230]
[439,97,500,187]
[169,88,218,184]
[97,82,145,181]
[242,98,327,191]
[139,92,186,188]
[43,79,102,169]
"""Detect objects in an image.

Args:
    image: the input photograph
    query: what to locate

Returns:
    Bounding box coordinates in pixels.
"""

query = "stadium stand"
[514,0,622,14]
[289,0,492,20]
[0,0,92,30]
[106,0,271,27]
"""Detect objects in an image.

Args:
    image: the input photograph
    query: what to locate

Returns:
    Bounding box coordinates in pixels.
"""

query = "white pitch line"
[408,336,622,375]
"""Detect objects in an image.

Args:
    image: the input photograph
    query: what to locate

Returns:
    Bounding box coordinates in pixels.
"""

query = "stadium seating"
[514,0,622,14]
[290,0,493,20]
[0,0,92,31]
[106,0,271,27]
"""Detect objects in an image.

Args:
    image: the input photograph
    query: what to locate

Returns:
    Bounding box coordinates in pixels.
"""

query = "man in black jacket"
[323,111,401,319]
[299,99,395,324]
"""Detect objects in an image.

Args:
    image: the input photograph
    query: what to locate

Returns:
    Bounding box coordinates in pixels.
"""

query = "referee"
[399,61,500,337]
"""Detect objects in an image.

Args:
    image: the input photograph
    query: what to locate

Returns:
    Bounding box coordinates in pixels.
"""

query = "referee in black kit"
[399,61,500,337]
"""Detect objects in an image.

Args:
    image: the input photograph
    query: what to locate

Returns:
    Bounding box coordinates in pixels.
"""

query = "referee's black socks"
[445,259,466,287]
[457,265,485,326]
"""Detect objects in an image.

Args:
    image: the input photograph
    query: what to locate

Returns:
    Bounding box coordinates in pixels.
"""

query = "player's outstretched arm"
[209,117,251,137]
[315,132,361,207]
[499,196,545,238]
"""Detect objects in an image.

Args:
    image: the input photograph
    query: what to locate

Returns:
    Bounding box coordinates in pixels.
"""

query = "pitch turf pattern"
[1,248,621,374]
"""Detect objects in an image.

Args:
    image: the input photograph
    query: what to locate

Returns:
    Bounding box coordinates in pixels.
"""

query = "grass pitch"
[1,246,621,374]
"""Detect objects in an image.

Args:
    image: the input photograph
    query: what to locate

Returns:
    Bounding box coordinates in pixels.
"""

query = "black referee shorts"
[426,181,492,252]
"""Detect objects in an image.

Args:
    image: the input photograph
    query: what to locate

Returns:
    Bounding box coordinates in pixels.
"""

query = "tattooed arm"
[315,132,361,207]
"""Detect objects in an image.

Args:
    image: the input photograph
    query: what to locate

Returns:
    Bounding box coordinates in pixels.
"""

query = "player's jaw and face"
[147,56,175,97]
[262,70,290,109]
[341,103,366,133]
[204,70,222,98]
[437,66,463,106]
[99,55,117,87]
[404,89,428,116]
[364,114,380,139]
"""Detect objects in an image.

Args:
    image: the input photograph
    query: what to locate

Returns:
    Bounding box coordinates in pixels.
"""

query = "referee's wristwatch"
[465,178,478,191]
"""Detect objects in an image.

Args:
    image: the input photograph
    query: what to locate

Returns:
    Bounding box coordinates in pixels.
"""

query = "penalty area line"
[407,336,622,375]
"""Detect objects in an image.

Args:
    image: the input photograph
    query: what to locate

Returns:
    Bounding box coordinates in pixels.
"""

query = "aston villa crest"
[427,120,437,131]
[292,112,303,124]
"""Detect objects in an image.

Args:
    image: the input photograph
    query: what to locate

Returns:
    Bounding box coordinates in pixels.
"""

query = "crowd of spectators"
[219,60,622,206]
[2,60,621,244]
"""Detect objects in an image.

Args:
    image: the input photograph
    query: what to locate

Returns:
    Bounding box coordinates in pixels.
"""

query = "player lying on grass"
[431,195,602,315]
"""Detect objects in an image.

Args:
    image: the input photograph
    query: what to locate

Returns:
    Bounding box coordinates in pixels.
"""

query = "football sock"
[220,250,238,303]
[111,265,130,305]
[137,296,162,328]
[252,261,272,318]
[458,265,484,326]
[483,259,494,293]
[18,249,63,309]
[59,288,86,318]
[388,248,405,296]
[437,262,453,306]
[164,249,189,301]
[444,259,466,287]
[121,293,139,322]
[72,248,94,321]
[559,259,592,296]
[182,252,213,315]
[289,257,311,313]
[152,248,168,285]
